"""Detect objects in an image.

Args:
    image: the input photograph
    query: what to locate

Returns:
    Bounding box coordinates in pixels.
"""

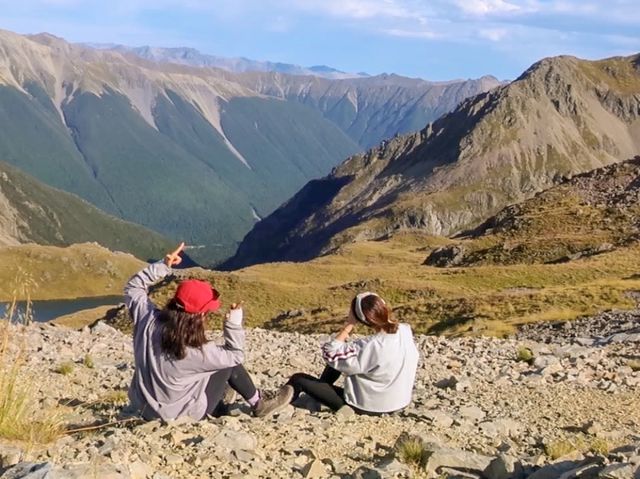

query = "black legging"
[287,365,346,411]
[204,364,257,417]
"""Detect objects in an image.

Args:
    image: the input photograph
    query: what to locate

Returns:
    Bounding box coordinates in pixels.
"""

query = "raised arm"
[124,242,184,326]
[321,313,375,375]
[198,305,246,370]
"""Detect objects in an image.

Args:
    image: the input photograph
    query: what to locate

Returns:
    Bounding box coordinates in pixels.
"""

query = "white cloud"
[384,28,440,39]
[454,0,521,16]
[478,27,509,41]
[285,0,421,20]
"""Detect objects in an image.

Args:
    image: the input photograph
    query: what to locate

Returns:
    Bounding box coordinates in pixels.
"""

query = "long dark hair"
[350,294,399,334]
[158,299,207,360]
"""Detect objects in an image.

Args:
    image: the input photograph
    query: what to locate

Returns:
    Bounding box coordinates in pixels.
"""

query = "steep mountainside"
[223,71,502,148]
[226,53,640,268]
[0,29,496,264]
[425,156,640,267]
[0,161,172,260]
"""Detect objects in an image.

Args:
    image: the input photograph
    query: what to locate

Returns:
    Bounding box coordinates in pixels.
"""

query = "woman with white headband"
[280,292,419,415]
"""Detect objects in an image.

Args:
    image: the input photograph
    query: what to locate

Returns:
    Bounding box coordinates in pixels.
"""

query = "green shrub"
[516,346,534,364]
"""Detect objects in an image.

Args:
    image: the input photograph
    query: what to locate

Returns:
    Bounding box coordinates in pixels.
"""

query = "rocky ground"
[0,310,639,479]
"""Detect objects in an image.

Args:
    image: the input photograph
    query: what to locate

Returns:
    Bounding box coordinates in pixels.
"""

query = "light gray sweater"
[124,261,244,421]
[322,323,419,413]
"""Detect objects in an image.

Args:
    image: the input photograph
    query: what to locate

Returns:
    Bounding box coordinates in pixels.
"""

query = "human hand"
[345,308,358,327]
[164,242,185,267]
[229,301,244,311]
[225,302,244,326]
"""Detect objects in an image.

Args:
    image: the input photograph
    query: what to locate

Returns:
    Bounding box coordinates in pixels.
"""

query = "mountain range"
[87,43,367,80]
[226,53,640,269]
[0,29,499,263]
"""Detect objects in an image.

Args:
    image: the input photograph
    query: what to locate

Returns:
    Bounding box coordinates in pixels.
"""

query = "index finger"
[171,242,185,256]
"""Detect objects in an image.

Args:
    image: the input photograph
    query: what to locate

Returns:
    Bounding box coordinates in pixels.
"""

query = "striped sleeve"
[321,337,374,375]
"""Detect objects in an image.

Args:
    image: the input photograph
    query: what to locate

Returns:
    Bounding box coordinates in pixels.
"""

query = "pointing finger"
[171,242,185,257]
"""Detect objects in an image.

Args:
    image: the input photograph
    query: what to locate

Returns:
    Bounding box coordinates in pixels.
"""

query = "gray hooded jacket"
[125,261,244,420]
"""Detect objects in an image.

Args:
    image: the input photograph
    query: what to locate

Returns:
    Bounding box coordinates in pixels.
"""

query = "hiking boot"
[253,385,294,418]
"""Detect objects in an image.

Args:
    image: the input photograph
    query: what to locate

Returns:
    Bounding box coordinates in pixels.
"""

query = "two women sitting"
[124,244,419,421]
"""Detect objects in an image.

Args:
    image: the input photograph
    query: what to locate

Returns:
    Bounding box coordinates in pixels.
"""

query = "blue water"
[0,296,123,323]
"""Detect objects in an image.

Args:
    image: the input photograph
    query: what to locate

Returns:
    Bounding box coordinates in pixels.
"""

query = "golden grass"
[134,232,640,337]
[0,243,144,301]
[627,359,640,372]
[83,354,95,369]
[544,438,580,459]
[545,436,612,460]
[0,307,64,444]
[100,390,129,406]
[55,362,75,376]
[516,346,534,363]
[395,434,432,471]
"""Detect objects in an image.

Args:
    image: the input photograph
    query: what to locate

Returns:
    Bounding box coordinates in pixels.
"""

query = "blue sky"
[0,0,638,80]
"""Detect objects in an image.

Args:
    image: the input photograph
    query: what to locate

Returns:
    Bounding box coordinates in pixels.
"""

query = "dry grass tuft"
[55,362,75,376]
[0,297,65,444]
[83,354,95,369]
[395,433,432,470]
[100,390,129,407]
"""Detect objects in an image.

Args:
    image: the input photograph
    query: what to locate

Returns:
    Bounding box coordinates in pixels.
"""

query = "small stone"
[302,459,327,478]
[484,454,524,479]
[164,454,183,466]
[336,406,356,419]
[598,463,637,479]
[129,461,154,479]
[459,406,486,421]
[425,410,454,428]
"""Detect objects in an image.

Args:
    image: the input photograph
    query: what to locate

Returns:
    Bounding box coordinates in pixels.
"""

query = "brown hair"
[350,294,399,334]
[158,299,207,360]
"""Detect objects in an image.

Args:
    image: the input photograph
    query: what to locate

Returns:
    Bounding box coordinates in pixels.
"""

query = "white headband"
[354,292,385,326]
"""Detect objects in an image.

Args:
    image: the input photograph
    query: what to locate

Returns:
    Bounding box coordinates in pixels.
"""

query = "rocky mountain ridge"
[89,43,366,80]
[0,309,638,478]
[218,70,502,148]
[226,53,640,269]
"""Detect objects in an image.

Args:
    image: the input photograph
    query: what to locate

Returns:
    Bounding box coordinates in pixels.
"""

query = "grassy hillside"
[0,243,144,301]
[95,232,640,337]
[68,159,640,336]
[58,90,359,263]
[0,30,367,264]
[0,161,173,260]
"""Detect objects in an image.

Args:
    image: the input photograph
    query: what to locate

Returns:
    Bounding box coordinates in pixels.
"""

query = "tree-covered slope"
[0,161,172,260]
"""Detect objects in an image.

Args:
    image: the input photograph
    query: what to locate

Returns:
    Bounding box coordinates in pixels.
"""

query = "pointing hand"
[164,242,185,267]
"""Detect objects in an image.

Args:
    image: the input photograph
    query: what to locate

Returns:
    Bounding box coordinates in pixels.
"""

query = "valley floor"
[0,309,638,478]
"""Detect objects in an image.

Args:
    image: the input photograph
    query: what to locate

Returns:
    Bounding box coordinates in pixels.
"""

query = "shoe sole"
[255,386,295,418]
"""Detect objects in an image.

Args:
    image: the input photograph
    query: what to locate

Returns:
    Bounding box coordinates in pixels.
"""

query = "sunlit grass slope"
[139,233,640,337]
